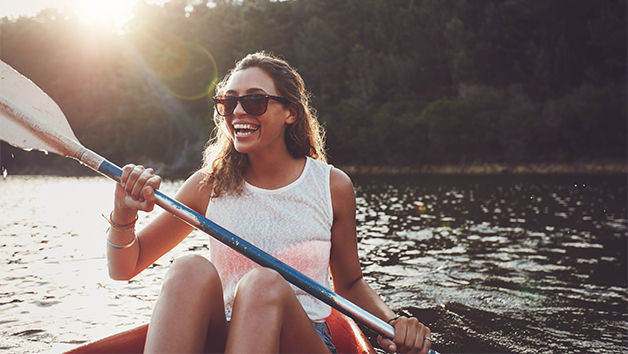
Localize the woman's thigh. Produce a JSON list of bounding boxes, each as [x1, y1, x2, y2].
[[145, 254, 228, 353], [227, 267, 331, 354]]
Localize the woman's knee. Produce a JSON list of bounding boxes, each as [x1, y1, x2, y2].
[[162, 254, 221, 294], [235, 267, 292, 304]]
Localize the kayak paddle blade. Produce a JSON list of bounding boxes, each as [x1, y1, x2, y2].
[[0, 60, 83, 159]]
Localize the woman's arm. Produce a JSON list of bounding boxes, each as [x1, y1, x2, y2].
[[329, 168, 431, 354], [107, 166, 211, 280], [328, 168, 395, 319]]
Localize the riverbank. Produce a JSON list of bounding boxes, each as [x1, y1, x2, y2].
[[2, 156, 626, 178], [340, 161, 627, 175]]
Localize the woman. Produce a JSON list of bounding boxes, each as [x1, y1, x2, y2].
[[105, 52, 432, 353]]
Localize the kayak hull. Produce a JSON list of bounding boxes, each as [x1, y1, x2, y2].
[[64, 308, 376, 354]]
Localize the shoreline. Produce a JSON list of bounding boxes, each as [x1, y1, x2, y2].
[[2, 161, 626, 178], [340, 162, 627, 175]]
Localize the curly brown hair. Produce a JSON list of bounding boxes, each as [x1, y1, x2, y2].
[[201, 52, 326, 198]]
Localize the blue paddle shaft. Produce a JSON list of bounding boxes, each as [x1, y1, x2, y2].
[[97, 159, 395, 339]]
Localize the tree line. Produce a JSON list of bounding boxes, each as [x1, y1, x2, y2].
[[1, 0, 626, 177]]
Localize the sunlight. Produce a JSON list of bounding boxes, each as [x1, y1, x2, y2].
[[70, 0, 135, 29], [14, 0, 173, 30], [1, 1, 177, 30]]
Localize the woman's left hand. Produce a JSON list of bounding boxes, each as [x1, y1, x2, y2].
[[377, 316, 432, 354]]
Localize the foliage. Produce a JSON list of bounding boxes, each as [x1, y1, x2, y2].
[[1, 0, 626, 176]]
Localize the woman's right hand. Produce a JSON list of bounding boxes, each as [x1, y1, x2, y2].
[[114, 164, 162, 218]]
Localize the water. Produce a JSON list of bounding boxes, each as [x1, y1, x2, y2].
[[353, 174, 627, 353], [1, 174, 626, 353]]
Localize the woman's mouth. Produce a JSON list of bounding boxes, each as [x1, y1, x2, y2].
[[233, 123, 259, 138]]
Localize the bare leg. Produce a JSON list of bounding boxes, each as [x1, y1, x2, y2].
[[226, 268, 331, 354], [144, 254, 228, 354]]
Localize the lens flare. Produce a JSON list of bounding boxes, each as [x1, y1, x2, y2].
[[132, 29, 188, 78], [161, 43, 218, 100], [130, 29, 218, 100]]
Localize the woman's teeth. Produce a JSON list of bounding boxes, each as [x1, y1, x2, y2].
[[233, 123, 259, 137]]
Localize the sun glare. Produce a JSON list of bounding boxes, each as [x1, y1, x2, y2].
[[70, 0, 135, 29], [2, 1, 176, 30]]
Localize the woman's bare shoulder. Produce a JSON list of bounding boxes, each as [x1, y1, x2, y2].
[[175, 170, 214, 215], [330, 167, 356, 215], [330, 167, 354, 194]]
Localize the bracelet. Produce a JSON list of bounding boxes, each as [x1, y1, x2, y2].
[[387, 315, 403, 325], [107, 235, 137, 249], [103, 212, 138, 232]]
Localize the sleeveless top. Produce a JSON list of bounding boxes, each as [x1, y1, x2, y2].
[[205, 157, 334, 322]]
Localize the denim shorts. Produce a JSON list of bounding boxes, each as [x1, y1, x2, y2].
[[313, 321, 338, 354]]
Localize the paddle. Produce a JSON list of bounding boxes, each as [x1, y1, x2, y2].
[[0, 60, 395, 339]]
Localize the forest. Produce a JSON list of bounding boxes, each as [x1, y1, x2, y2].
[[1, 0, 626, 177]]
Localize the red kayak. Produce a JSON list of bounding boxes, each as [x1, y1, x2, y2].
[[64, 308, 376, 353]]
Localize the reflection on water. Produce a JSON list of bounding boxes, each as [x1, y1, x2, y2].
[[0, 174, 626, 353], [0, 176, 200, 353], [353, 174, 627, 353]]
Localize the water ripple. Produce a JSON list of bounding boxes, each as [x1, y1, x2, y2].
[[1, 175, 626, 353], [354, 174, 627, 353]]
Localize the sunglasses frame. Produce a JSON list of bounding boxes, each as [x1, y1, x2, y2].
[[212, 94, 290, 116]]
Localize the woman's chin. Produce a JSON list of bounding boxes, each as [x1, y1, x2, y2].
[[233, 140, 253, 154]]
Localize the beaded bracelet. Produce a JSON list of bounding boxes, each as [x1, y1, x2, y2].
[[102, 212, 138, 232]]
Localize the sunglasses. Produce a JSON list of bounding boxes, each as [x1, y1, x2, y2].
[[212, 94, 290, 116]]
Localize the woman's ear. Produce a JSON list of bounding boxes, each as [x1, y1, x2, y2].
[[285, 105, 298, 125]]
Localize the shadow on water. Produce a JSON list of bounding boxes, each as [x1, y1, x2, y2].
[[352, 174, 627, 354]]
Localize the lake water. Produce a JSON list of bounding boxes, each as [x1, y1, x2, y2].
[[0, 174, 626, 353]]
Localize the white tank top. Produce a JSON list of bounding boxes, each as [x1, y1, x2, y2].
[[206, 157, 334, 322]]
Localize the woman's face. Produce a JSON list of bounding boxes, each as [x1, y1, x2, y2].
[[222, 67, 296, 156]]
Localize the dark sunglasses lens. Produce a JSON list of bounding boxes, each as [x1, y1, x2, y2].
[[242, 96, 268, 115], [215, 97, 236, 116]]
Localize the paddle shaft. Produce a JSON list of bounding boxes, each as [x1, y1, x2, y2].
[[93, 155, 395, 339]]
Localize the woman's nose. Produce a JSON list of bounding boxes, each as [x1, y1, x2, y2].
[[232, 100, 246, 115]]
